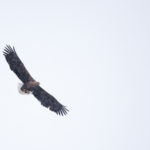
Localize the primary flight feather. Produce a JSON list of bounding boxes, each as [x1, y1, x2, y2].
[[3, 45, 68, 116]]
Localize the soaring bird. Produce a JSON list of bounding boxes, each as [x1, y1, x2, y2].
[[3, 45, 68, 116]]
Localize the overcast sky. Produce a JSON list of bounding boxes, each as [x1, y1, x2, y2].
[[0, 0, 150, 150]]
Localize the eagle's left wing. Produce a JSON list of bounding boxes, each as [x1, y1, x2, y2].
[[3, 45, 34, 83], [32, 85, 68, 115]]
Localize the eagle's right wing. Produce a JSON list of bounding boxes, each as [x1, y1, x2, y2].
[[3, 45, 34, 83], [32, 85, 68, 116]]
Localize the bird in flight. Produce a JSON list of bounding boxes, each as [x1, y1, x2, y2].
[[3, 45, 68, 116]]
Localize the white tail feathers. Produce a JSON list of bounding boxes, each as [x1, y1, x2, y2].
[[17, 83, 31, 95]]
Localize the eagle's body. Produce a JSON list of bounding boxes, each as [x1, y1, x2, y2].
[[3, 45, 68, 116]]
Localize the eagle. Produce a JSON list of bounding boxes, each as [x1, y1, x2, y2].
[[3, 45, 68, 116]]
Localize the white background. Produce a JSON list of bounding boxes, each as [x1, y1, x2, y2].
[[0, 0, 150, 150]]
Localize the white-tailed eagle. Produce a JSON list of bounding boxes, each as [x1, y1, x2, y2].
[[3, 45, 68, 116]]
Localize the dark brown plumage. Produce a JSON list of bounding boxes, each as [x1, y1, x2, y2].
[[3, 45, 68, 116]]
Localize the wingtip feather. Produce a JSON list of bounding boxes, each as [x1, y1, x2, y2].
[[56, 106, 69, 116], [3, 45, 16, 56]]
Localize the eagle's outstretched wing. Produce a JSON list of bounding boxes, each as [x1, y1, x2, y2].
[[3, 45, 34, 83], [32, 86, 68, 115], [3, 45, 68, 116]]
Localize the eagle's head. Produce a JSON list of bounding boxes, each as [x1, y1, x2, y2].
[[19, 81, 40, 94]]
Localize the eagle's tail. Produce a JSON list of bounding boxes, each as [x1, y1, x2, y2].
[[17, 83, 31, 95]]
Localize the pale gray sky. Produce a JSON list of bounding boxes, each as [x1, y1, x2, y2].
[[0, 0, 150, 150]]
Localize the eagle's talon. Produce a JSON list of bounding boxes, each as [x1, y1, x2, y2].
[[23, 89, 30, 94]]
